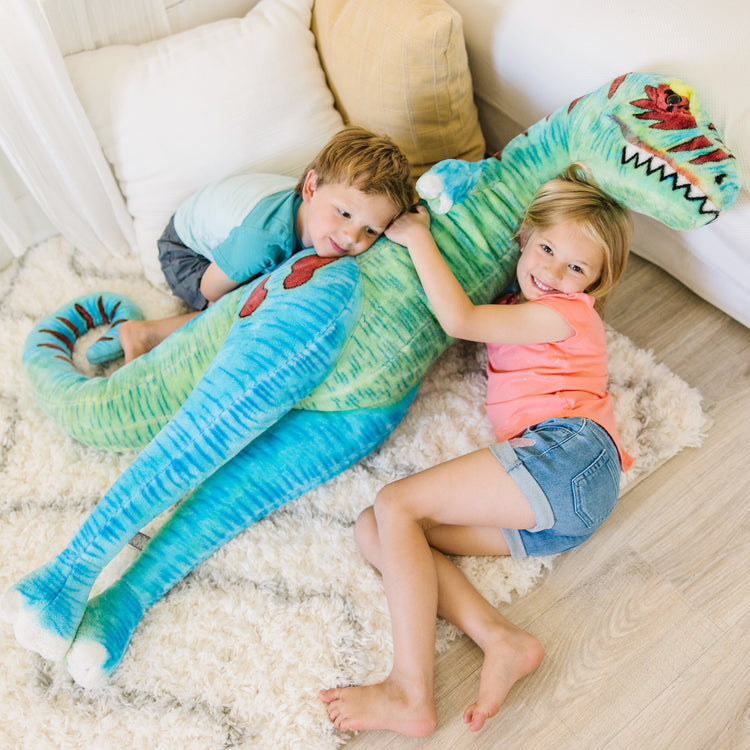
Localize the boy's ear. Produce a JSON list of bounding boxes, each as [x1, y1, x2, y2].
[[301, 169, 318, 202]]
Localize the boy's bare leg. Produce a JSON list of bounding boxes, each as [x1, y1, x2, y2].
[[319, 449, 543, 736], [119, 311, 199, 362]]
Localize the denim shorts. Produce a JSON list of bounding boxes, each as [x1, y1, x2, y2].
[[157, 215, 211, 310], [490, 417, 621, 558]]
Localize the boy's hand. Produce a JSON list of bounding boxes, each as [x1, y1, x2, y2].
[[384, 204, 431, 247]]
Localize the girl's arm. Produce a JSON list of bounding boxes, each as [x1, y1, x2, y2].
[[385, 206, 571, 345]]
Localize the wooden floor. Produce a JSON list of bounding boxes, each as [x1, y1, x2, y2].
[[346, 254, 750, 750]]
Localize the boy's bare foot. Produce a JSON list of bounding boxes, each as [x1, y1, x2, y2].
[[319, 679, 437, 737], [118, 320, 153, 363], [463, 623, 544, 732], [118, 311, 199, 363]]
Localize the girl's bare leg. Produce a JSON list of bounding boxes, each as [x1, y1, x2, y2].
[[119, 311, 200, 362], [321, 478, 441, 737], [319, 448, 542, 736], [348, 507, 543, 732], [429, 548, 544, 731]]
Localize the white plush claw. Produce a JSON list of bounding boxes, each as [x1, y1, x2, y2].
[[66, 640, 109, 689], [12, 605, 71, 662], [416, 172, 454, 213]]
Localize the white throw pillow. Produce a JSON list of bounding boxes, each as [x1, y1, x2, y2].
[[65, 0, 344, 287]]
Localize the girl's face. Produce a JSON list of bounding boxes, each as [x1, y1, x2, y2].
[[299, 170, 397, 258], [516, 221, 604, 301]]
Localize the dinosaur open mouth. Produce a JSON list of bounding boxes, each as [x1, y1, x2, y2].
[[621, 143, 719, 222]]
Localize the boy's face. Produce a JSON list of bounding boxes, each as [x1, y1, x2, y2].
[[299, 170, 398, 258]]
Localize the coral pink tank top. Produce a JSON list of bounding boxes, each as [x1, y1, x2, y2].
[[485, 292, 632, 471]]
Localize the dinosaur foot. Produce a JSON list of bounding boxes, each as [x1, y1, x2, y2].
[[1, 555, 98, 662], [0, 586, 71, 661], [66, 581, 145, 688]]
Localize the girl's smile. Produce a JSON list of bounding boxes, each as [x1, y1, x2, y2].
[[517, 222, 604, 300]]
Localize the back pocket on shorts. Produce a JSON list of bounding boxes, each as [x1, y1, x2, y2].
[[571, 449, 620, 528]]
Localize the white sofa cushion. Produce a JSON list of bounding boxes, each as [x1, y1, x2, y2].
[[65, 0, 344, 287]]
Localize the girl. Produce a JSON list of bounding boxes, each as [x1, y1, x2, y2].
[[319, 165, 633, 737]]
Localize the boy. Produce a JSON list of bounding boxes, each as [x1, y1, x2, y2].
[[88, 126, 413, 363]]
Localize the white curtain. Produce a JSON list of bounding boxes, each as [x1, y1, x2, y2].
[[43, 0, 170, 54], [0, 0, 169, 262], [0, 160, 32, 257]]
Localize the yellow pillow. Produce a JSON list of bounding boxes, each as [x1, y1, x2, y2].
[[312, 0, 485, 177]]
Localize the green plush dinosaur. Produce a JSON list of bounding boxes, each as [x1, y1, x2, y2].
[[1, 72, 739, 688]]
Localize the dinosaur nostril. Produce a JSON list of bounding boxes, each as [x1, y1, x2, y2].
[[715, 173, 726, 185]]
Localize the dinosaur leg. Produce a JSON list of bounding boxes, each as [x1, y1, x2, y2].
[[0, 366, 308, 661], [64, 398, 414, 687], [1, 257, 361, 661]]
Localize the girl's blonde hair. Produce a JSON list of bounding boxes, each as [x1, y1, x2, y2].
[[517, 163, 632, 311], [295, 125, 414, 216]]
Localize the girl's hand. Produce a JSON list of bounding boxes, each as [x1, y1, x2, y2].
[[384, 204, 573, 346], [385, 204, 431, 247]]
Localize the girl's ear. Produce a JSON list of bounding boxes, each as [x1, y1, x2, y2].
[[516, 222, 529, 250], [301, 169, 318, 202]]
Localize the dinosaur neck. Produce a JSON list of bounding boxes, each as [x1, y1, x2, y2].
[[491, 106, 573, 212], [433, 106, 573, 307]]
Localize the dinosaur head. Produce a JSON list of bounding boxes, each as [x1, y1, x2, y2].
[[570, 72, 740, 230]]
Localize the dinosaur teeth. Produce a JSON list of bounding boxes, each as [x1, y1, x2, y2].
[[699, 196, 719, 216], [623, 143, 679, 180], [621, 144, 719, 220]]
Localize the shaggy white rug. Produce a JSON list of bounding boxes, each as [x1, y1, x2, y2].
[[0, 237, 706, 750]]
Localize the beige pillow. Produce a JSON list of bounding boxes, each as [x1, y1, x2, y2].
[[312, 0, 485, 177]]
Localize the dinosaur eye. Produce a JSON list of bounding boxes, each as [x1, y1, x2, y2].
[[715, 173, 727, 185], [665, 91, 682, 106]]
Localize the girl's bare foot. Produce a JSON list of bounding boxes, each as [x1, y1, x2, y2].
[[463, 623, 544, 732], [319, 679, 437, 737]]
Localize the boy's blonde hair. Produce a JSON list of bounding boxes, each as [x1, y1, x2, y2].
[[518, 163, 632, 311], [296, 125, 414, 216]]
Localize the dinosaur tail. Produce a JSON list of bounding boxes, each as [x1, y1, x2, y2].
[[22, 291, 232, 450]]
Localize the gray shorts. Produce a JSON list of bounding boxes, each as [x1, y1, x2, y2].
[[157, 215, 210, 310]]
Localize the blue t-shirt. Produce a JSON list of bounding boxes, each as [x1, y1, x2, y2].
[[173, 172, 304, 283]]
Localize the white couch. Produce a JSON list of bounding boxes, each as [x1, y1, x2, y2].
[[62, 0, 748, 327], [447, 0, 749, 328]]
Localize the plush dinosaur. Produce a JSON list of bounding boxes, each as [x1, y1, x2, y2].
[[1, 72, 739, 688]]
